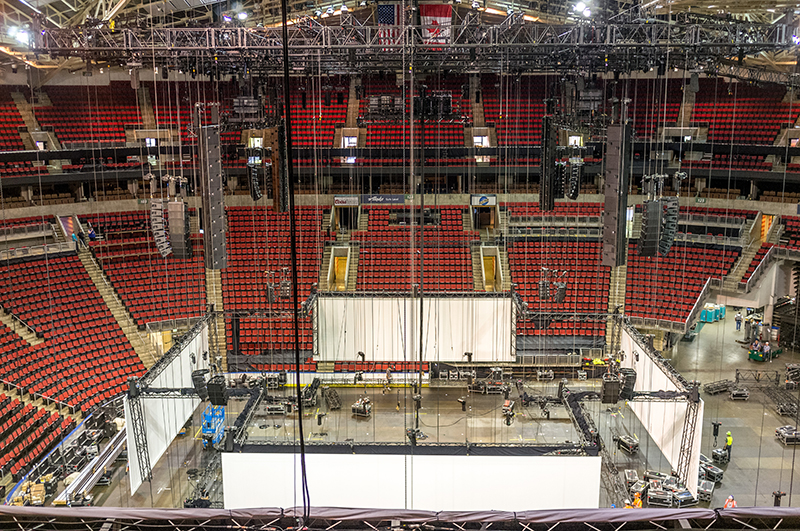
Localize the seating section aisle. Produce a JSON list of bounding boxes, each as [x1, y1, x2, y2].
[[508, 239, 610, 338], [79, 210, 206, 327], [740, 243, 773, 284], [625, 78, 683, 140], [0, 394, 74, 481], [35, 82, 142, 147], [222, 206, 330, 356], [692, 80, 800, 145], [0, 87, 25, 151], [0, 253, 145, 413], [353, 206, 478, 292], [625, 241, 740, 322], [481, 75, 547, 145]]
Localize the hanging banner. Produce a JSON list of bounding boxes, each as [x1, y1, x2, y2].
[[419, 4, 451, 45]]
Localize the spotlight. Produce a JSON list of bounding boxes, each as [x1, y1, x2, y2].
[[326, 5, 335, 13], [472, 0, 480, 7], [360, 1, 366, 5], [223, 13, 233, 22], [315, 9, 322, 15], [582, 8, 591, 16], [341, 3, 348, 11], [506, 6, 513, 13], [574, 1, 585, 11], [794, 35, 800, 45], [237, 11, 248, 20]]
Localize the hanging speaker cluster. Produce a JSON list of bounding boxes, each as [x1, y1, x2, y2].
[[553, 282, 567, 303], [638, 200, 662, 257], [566, 160, 582, 200], [538, 280, 550, 299], [248, 165, 262, 201], [658, 197, 679, 256], [150, 198, 172, 258]]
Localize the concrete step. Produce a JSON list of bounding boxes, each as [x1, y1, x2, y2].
[[0, 311, 43, 346], [78, 249, 157, 368], [471, 248, 484, 291]]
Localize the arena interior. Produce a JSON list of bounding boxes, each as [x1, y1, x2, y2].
[[2, 0, 800, 528]]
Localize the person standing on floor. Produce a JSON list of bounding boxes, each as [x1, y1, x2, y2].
[[725, 431, 733, 461], [723, 495, 737, 508], [735, 311, 742, 331]]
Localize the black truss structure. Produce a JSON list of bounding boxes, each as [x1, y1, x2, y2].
[[32, 15, 795, 80]]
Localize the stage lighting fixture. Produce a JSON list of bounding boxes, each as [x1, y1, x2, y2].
[[341, 3, 349, 11], [315, 9, 322, 15], [327, 5, 335, 13], [472, 0, 480, 8], [582, 8, 591, 16], [237, 11, 248, 20], [223, 13, 233, 22]]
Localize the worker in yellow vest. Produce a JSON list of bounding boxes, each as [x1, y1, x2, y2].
[[632, 492, 643, 508], [725, 431, 733, 461]]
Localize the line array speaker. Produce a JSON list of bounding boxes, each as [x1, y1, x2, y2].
[[601, 124, 630, 268], [168, 200, 193, 259], [150, 199, 172, 258], [540, 115, 557, 212], [198, 114, 227, 269], [566, 162, 581, 200], [638, 199, 662, 257], [248, 165, 262, 201], [658, 197, 679, 256]]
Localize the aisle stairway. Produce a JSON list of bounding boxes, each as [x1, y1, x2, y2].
[[318, 247, 333, 290], [471, 246, 483, 290], [345, 245, 359, 291], [725, 241, 762, 289], [497, 247, 512, 291], [77, 247, 157, 369], [10, 92, 42, 151], [205, 268, 227, 371], [0, 312, 43, 347]]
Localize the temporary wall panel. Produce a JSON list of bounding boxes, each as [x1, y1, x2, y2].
[[317, 296, 513, 362], [126, 323, 210, 494], [620, 327, 703, 494], [222, 453, 601, 510]]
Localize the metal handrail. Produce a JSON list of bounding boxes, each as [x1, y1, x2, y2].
[[685, 277, 714, 332], [0, 241, 72, 262], [0, 378, 72, 411]]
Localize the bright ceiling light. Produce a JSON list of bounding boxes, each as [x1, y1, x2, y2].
[[237, 11, 248, 19], [583, 8, 591, 16], [14, 30, 29, 44], [575, 1, 586, 11], [222, 13, 232, 22], [341, 3, 348, 11]]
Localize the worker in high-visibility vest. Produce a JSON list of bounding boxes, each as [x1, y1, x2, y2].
[[632, 492, 643, 508], [723, 495, 737, 508], [725, 431, 733, 461]]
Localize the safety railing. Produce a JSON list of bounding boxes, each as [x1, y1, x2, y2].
[[0, 241, 73, 262], [0, 223, 51, 240], [0, 378, 73, 413]]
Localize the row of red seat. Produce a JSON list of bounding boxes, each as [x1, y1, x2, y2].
[[0, 254, 145, 411], [625, 241, 740, 322]]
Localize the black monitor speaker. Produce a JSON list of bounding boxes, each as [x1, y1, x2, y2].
[[207, 375, 228, 406]]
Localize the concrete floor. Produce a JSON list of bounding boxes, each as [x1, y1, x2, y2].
[[92, 317, 800, 509]]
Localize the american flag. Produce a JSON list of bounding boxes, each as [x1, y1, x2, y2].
[[377, 4, 402, 48]]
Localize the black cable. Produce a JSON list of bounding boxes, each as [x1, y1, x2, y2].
[[278, 1, 310, 523]]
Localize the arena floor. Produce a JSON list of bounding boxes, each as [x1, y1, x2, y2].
[[82, 318, 800, 510]]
